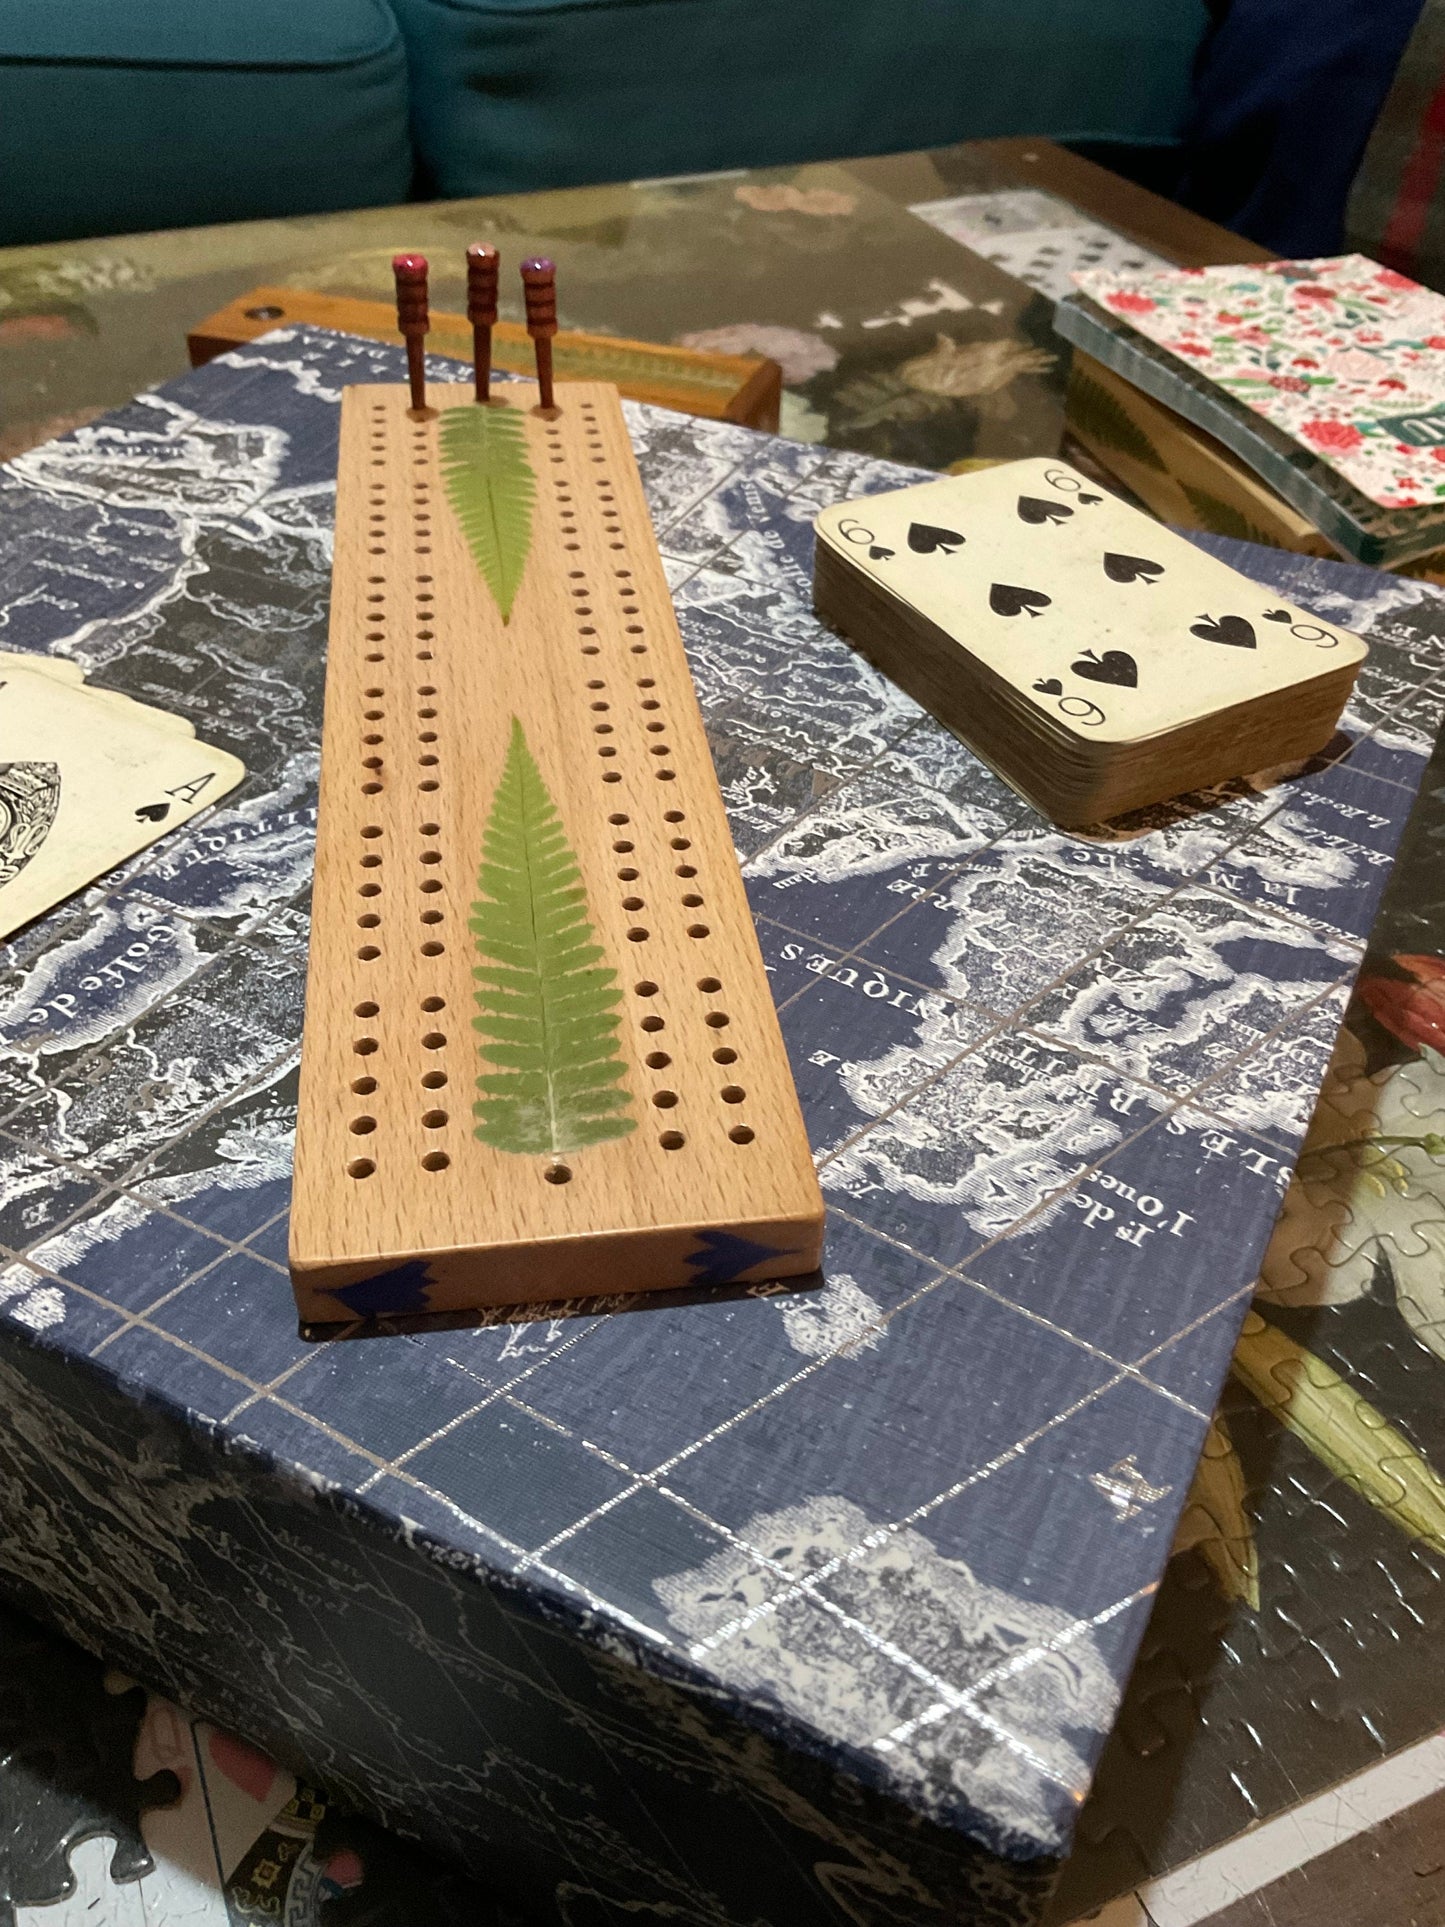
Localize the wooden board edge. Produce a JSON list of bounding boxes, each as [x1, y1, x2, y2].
[[187, 287, 781, 428]]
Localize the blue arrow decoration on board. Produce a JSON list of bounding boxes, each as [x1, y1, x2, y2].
[[327, 1259, 435, 1316], [686, 1230, 789, 1288]]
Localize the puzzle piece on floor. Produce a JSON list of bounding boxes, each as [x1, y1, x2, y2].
[[1054, 757, 1445, 1924], [169, 1709, 519, 1924], [1356, 958, 1445, 1064], [0, 1595, 517, 1927], [1257, 1021, 1445, 1323], [1235, 1310, 1445, 1557], [1333, 1313, 1445, 1407], [314, 1809, 514, 1927], [0, 1601, 180, 1921], [1106, 1649, 1200, 1767]]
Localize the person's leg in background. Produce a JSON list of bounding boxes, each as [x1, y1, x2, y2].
[[1174, 0, 1427, 254]]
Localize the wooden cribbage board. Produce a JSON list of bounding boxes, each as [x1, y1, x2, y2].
[[290, 380, 823, 1322]]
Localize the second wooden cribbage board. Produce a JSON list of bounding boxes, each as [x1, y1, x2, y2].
[[290, 381, 824, 1322]]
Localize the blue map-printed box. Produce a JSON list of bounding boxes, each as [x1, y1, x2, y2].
[[1, 329, 1442, 1925]]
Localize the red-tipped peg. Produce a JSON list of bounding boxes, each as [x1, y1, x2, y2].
[[520, 256, 558, 409], [392, 252, 430, 412], [466, 243, 500, 402]]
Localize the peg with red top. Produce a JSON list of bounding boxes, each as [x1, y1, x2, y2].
[[520, 256, 558, 409], [466, 242, 500, 402], [392, 252, 430, 413]]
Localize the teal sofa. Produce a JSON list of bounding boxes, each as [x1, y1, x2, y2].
[[0, 0, 1210, 246], [0, 0, 414, 247]]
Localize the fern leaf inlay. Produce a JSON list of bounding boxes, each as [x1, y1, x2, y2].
[[438, 404, 536, 623], [471, 719, 635, 1157], [1180, 482, 1275, 546], [1069, 368, 1167, 471]]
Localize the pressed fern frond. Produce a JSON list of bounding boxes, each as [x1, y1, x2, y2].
[[471, 718, 635, 1157], [1180, 482, 1274, 547], [1068, 369, 1167, 471], [438, 404, 536, 623]]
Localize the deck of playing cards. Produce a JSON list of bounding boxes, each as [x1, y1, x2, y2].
[[813, 458, 1369, 825], [0, 654, 245, 939]]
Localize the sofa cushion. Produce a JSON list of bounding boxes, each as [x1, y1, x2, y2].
[[0, 0, 413, 246], [392, 0, 1210, 198]]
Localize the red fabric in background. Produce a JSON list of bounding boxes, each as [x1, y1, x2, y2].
[[1174, 0, 1426, 255], [1381, 72, 1445, 274]]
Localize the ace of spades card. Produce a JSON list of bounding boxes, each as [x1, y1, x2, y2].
[[0, 662, 244, 939], [812, 457, 1368, 823]]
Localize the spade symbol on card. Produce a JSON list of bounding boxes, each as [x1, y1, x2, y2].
[[868, 545, 895, 560], [1078, 492, 1103, 504], [1018, 496, 1072, 526], [1190, 613, 1257, 649], [907, 522, 964, 554], [1072, 648, 1138, 688], [1103, 552, 1163, 585], [990, 583, 1052, 618], [135, 801, 170, 823], [1033, 678, 1064, 696], [1263, 609, 1293, 623]]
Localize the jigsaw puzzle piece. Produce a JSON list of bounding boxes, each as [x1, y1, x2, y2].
[[1172, 1415, 1260, 1608], [1356, 953, 1445, 1058], [1233, 1312, 1445, 1559], [0, 1605, 179, 1918], [1258, 1014, 1445, 1337], [12, 1834, 147, 1925], [314, 1809, 510, 1926]]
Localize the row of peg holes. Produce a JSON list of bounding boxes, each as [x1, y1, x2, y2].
[[568, 403, 754, 1155], [578, 404, 759, 1148], [409, 416, 449, 1168], [548, 401, 592, 1154], [353, 399, 755, 1179], [554, 410, 692, 931], [347, 995, 452, 1179], [628, 969, 754, 1152], [346, 403, 453, 1178], [606, 410, 750, 1148]]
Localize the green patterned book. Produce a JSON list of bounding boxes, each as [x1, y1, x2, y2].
[[1055, 292, 1445, 567]]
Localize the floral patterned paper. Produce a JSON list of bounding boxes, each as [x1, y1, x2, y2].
[[1074, 254, 1445, 511]]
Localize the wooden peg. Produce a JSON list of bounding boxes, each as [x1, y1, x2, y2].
[[392, 252, 430, 413], [520, 256, 558, 409], [466, 243, 500, 403]]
